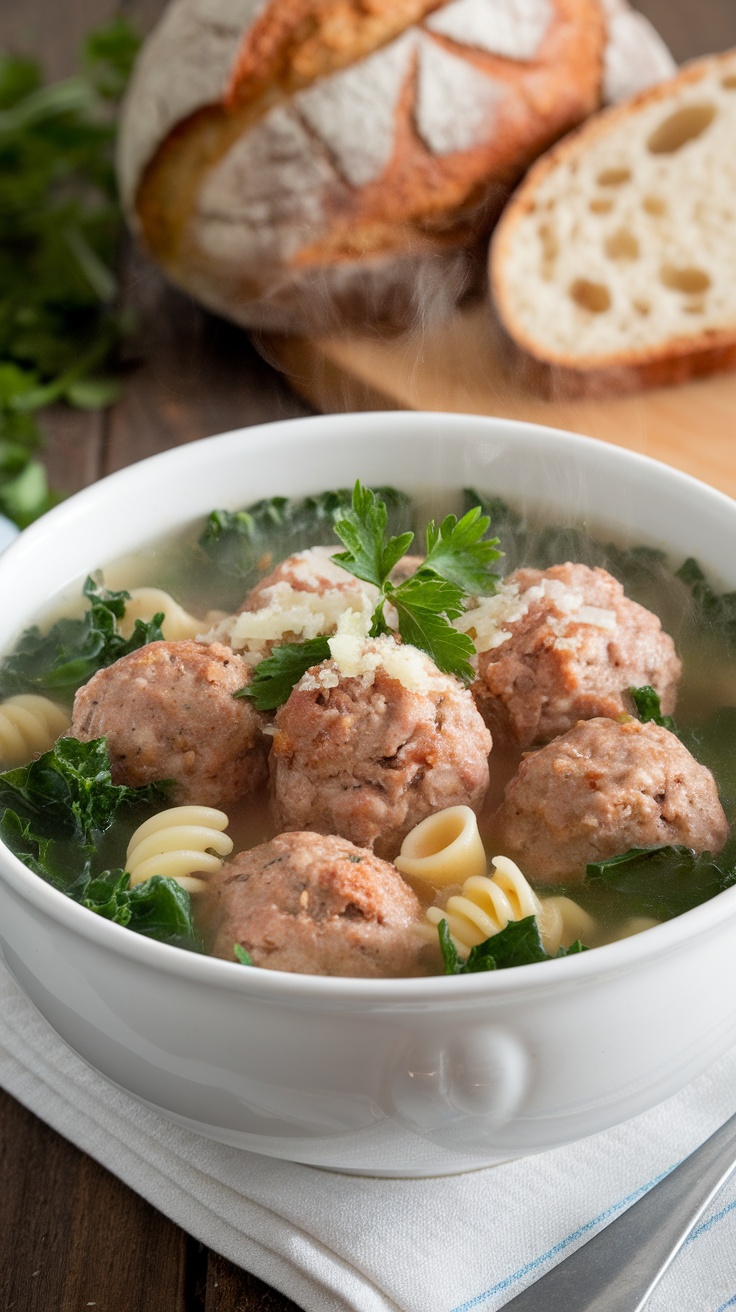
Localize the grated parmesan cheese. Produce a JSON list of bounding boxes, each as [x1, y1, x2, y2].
[[297, 633, 447, 696], [199, 579, 375, 666], [455, 578, 618, 655]]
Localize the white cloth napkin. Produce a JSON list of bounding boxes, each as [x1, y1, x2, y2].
[[0, 960, 734, 1312]]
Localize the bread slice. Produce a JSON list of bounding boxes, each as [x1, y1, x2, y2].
[[490, 50, 736, 394]]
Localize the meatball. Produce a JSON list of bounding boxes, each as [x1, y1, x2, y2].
[[493, 717, 728, 884], [271, 636, 492, 858], [207, 831, 425, 977], [240, 545, 375, 613], [71, 641, 268, 807], [471, 563, 681, 748]]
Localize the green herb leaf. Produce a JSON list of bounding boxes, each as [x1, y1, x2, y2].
[[391, 581, 476, 683], [0, 21, 140, 528], [585, 845, 736, 918], [333, 481, 414, 590], [234, 944, 253, 966], [439, 915, 588, 974], [235, 636, 332, 711], [421, 507, 501, 595], [628, 685, 676, 732]]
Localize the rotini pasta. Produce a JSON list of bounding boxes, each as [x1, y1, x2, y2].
[[125, 806, 233, 894], [119, 587, 205, 642], [0, 695, 70, 768], [418, 854, 594, 958], [394, 806, 487, 887]]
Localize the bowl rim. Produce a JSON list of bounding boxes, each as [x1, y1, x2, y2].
[[1, 408, 735, 1005]]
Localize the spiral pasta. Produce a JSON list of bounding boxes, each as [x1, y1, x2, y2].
[[119, 587, 205, 642], [418, 855, 593, 958], [0, 695, 71, 768], [394, 805, 487, 888], [125, 806, 233, 894]]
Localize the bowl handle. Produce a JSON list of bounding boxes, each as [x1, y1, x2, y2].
[[390, 1025, 530, 1134]]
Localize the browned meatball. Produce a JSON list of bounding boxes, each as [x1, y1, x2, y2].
[[472, 563, 681, 748], [493, 717, 728, 884], [207, 831, 424, 977], [271, 637, 492, 858], [240, 545, 375, 613], [71, 641, 268, 807]]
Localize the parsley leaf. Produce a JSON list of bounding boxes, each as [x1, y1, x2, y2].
[[439, 915, 588, 974], [421, 507, 501, 595], [391, 576, 476, 682], [0, 572, 164, 699], [0, 21, 139, 527], [236, 636, 332, 711], [628, 685, 676, 732], [333, 482, 414, 589], [234, 944, 253, 966]]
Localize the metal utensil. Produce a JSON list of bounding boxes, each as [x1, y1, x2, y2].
[[503, 1109, 736, 1312]]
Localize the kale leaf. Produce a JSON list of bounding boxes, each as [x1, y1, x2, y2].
[[439, 916, 587, 974], [0, 736, 161, 844], [199, 487, 412, 587], [233, 944, 253, 966], [0, 572, 164, 699], [585, 845, 736, 918], [628, 685, 677, 732], [677, 557, 736, 649]]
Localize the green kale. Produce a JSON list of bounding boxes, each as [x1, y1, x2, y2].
[[677, 557, 736, 648], [0, 21, 140, 527], [233, 944, 253, 966], [236, 636, 332, 711], [438, 916, 587, 974], [0, 572, 164, 699], [199, 487, 412, 587], [585, 845, 736, 918], [680, 707, 736, 827], [628, 685, 677, 732], [0, 736, 161, 844]]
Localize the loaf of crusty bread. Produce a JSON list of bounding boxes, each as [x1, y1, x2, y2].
[[116, 0, 672, 335], [491, 49, 736, 394]]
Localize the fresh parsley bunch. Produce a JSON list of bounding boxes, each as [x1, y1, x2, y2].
[[0, 20, 139, 527]]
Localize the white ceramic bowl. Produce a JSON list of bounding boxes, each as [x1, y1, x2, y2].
[[1, 412, 735, 1178]]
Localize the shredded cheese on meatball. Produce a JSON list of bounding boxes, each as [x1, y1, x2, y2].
[[456, 579, 617, 656], [199, 582, 375, 666]]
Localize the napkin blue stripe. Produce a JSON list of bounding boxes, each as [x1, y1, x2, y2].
[[450, 1158, 736, 1312]]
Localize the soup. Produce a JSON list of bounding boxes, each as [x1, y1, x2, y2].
[[0, 484, 734, 977]]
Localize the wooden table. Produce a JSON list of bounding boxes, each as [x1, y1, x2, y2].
[[1, 2, 734, 1309]]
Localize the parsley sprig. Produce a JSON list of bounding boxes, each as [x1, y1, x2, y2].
[[332, 482, 501, 680], [0, 21, 139, 527], [238, 484, 503, 709]]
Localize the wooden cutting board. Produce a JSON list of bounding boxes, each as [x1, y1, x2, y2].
[[261, 299, 736, 499]]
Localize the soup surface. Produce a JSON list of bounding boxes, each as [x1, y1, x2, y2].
[[1, 485, 734, 977]]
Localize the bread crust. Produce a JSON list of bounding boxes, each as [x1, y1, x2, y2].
[[490, 49, 736, 392], [121, 0, 606, 332]]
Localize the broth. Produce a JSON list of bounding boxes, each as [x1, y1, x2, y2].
[[1, 486, 735, 972]]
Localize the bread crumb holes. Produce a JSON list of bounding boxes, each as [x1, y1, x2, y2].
[[596, 168, 631, 186], [643, 196, 667, 216], [647, 103, 716, 154], [569, 279, 611, 313], [589, 198, 613, 214], [633, 300, 651, 316], [604, 229, 639, 260], [660, 265, 711, 294]]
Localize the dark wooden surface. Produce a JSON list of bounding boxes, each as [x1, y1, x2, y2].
[[1, 2, 735, 1310]]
